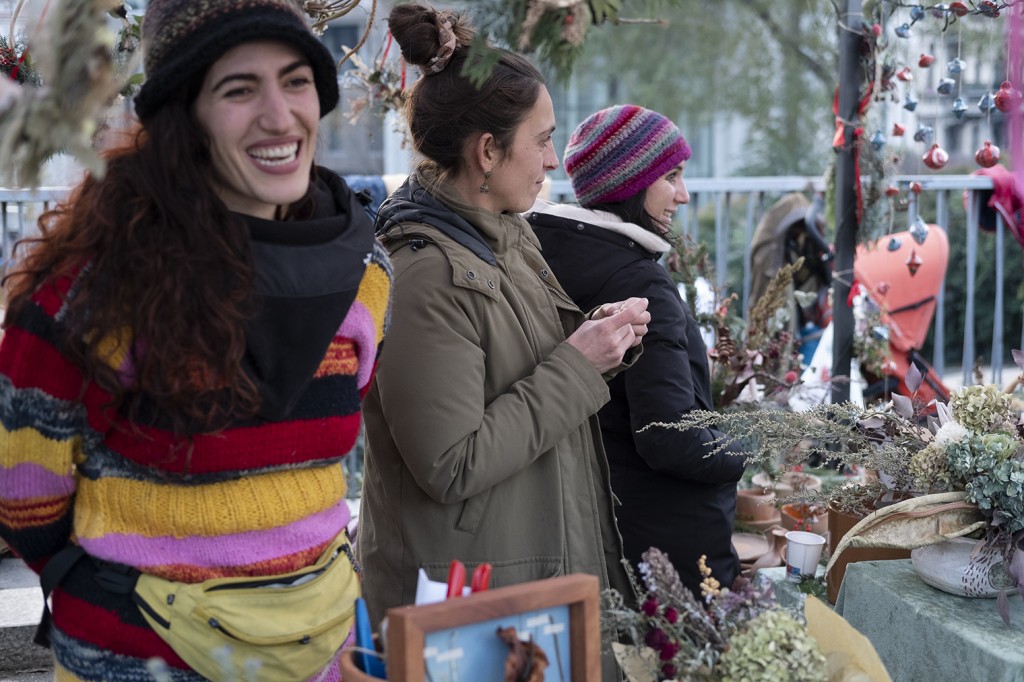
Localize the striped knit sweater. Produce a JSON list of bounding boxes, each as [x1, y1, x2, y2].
[[0, 233, 391, 681]]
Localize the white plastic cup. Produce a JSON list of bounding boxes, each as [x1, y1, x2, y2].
[[785, 530, 826, 582]]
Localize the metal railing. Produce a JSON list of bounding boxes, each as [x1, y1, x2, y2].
[[0, 187, 67, 266], [550, 174, 1008, 388], [1, 174, 1011, 389]]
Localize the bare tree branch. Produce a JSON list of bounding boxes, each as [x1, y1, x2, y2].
[[735, 0, 835, 87]]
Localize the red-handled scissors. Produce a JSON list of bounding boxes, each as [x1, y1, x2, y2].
[[471, 562, 492, 593], [446, 559, 466, 599]]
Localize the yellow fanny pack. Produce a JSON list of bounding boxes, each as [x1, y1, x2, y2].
[[133, 531, 360, 681]]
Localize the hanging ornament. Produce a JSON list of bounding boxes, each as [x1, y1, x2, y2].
[[904, 93, 919, 111], [892, 123, 906, 136], [994, 81, 1022, 113], [910, 6, 926, 22], [978, 1, 1000, 17], [877, 282, 892, 296], [870, 130, 886, 151], [937, 78, 956, 95], [947, 58, 966, 75], [978, 92, 996, 113], [949, 2, 970, 17], [880, 60, 897, 90], [895, 23, 913, 39], [910, 216, 930, 245], [897, 67, 913, 82], [931, 4, 949, 18], [913, 125, 934, 144], [910, 181, 923, 194], [906, 249, 924, 276], [922, 143, 949, 170], [975, 140, 1001, 168], [887, 236, 903, 251], [885, 185, 901, 197], [952, 97, 967, 119], [919, 53, 936, 68]]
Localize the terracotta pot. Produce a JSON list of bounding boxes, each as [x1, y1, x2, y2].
[[911, 537, 1018, 598], [750, 471, 822, 497], [338, 648, 384, 682], [826, 501, 911, 604], [735, 487, 777, 523], [780, 502, 829, 536]]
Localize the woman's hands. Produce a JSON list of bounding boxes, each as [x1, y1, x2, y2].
[[567, 297, 650, 374]]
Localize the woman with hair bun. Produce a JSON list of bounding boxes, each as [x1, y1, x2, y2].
[[358, 3, 647, 659]]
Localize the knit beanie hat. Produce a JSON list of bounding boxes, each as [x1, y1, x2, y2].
[[564, 105, 692, 207], [134, 0, 339, 122]]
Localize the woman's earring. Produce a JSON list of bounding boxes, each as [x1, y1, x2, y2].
[[479, 170, 492, 194]]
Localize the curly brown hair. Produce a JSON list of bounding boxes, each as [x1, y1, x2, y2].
[[3, 100, 267, 433]]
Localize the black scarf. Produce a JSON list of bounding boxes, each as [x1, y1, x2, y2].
[[240, 167, 374, 420]]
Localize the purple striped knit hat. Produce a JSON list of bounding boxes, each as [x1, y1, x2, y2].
[[564, 105, 691, 207]]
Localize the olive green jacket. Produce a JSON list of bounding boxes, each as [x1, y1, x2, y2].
[[358, 173, 633, 630]]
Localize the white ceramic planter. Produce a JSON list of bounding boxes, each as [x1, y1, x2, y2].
[[910, 537, 1018, 598]]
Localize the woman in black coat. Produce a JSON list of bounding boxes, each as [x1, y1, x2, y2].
[[528, 105, 747, 595]]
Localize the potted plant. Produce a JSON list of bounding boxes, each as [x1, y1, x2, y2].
[[780, 501, 828, 536], [735, 486, 778, 527]]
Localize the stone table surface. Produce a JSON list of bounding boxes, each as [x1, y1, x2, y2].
[[835, 559, 1024, 682]]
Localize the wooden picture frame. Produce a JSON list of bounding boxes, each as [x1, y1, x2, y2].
[[384, 573, 601, 681]]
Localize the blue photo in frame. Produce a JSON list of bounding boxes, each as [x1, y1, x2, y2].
[[384, 574, 600, 681], [423, 604, 571, 681]]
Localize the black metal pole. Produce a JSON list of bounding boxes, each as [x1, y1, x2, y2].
[[831, 0, 862, 405]]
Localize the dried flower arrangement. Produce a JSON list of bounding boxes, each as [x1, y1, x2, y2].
[[668, 228, 891, 415], [667, 239, 805, 411], [707, 258, 805, 410], [646, 348, 1024, 621], [341, 36, 406, 126], [644, 359, 959, 512], [824, 376, 1024, 621], [603, 548, 827, 681]]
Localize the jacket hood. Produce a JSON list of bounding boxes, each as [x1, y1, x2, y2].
[[528, 200, 673, 254], [376, 174, 497, 265]]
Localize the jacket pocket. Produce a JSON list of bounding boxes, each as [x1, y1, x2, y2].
[[422, 556, 563, 588], [455, 487, 492, 533]]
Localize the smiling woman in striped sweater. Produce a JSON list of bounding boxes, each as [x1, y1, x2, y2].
[[0, 1, 390, 680]]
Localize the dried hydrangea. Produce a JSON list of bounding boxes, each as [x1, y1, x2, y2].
[[949, 385, 1014, 433], [932, 420, 968, 448], [909, 442, 960, 492], [948, 433, 1021, 474], [961, 460, 1024, 534], [716, 610, 826, 682]]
